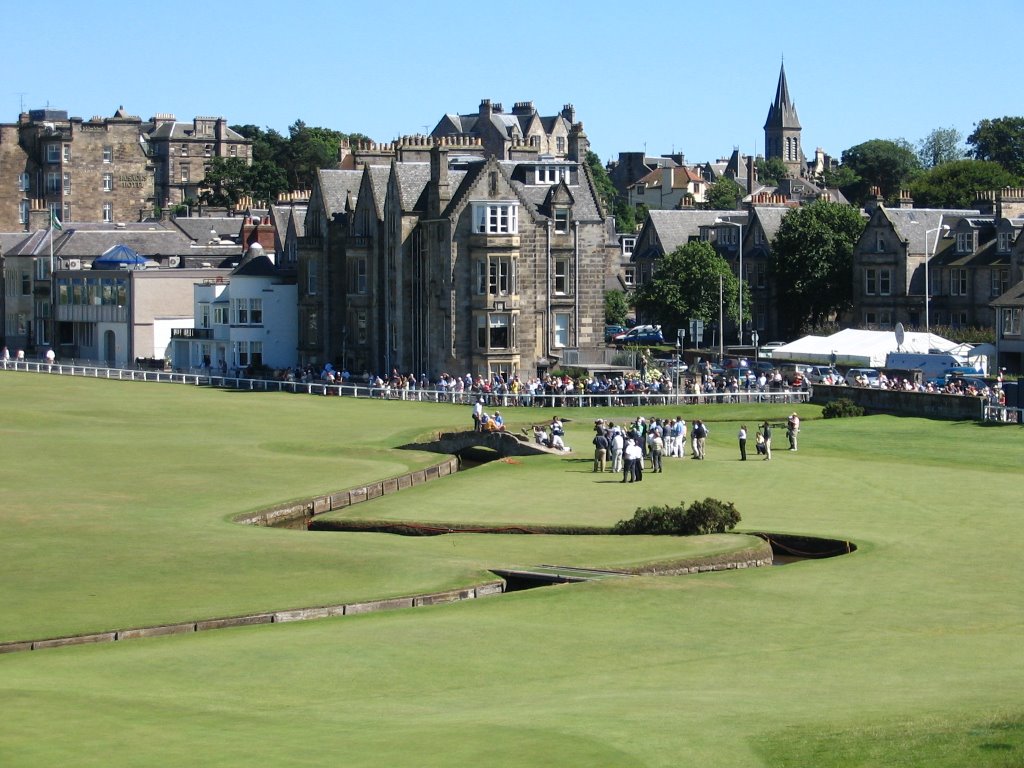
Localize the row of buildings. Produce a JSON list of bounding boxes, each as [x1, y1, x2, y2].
[[3, 82, 1024, 375]]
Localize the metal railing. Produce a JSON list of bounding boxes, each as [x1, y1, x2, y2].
[[1, 358, 811, 407]]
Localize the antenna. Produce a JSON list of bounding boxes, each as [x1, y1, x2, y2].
[[15, 92, 27, 113]]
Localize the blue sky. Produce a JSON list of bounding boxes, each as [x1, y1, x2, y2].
[[6, 0, 1021, 167]]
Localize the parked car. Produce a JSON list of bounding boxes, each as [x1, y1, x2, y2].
[[845, 368, 880, 387], [806, 365, 844, 385], [604, 324, 628, 343], [613, 325, 665, 346]]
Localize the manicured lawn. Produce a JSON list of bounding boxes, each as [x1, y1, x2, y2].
[[1, 373, 1022, 767]]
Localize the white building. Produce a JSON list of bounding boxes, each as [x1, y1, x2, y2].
[[172, 243, 297, 374]]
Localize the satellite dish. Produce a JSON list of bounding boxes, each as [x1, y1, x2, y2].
[[895, 322, 905, 349]]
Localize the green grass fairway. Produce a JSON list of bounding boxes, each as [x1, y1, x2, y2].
[[1, 373, 1023, 767]]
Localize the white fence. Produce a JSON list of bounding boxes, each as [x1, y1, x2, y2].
[[1, 359, 813, 408]]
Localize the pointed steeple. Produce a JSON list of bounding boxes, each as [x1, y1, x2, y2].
[[764, 63, 801, 131]]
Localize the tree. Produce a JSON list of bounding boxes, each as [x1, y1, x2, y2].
[[587, 151, 637, 232], [917, 127, 965, 169], [838, 139, 921, 205], [703, 177, 743, 210], [286, 120, 346, 190], [633, 241, 739, 336], [967, 116, 1024, 177], [755, 157, 789, 186], [908, 159, 1018, 209], [770, 199, 866, 338], [199, 157, 251, 207], [200, 157, 289, 207], [604, 290, 630, 325]]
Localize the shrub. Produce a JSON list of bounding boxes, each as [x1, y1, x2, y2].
[[823, 397, 865, 419], [613, 498, 740, 536]]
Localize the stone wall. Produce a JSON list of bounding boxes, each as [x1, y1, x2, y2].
[[811, 383, 985, 420], [233, 456, 460, 527]]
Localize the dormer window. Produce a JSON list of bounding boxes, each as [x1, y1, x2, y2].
[[956, 231, 974, 253], [997, 232, 1015, 253], [535, 165, 569, 185], [554, 209, 569, 233], [621, 237, 636, 257]]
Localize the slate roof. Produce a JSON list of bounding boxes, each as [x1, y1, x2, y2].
[[232, 253, 279, 278], [393, 163, 432, 211], [498, 160, 602, 222], [317, 169, 363, 216], [146, 121, 247, 142], [171, 217, 242, 243], [638, 210, 737, 257], [991, 279, 1024, 307], [879, 207, 979, 254]]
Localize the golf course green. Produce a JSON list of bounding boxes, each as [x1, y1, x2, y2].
[[0, 373, 1021, 767]]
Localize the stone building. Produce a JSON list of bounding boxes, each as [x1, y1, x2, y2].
[[302, 122, 615, 378], [144, 115, 251, 208], [430, 100, 578, 161], [763, 63, 805, 178], [0, 107, 154, 231]]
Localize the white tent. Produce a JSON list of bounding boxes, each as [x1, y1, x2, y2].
[[769, 328, 960, 368]]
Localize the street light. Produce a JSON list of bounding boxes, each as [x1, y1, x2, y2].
[[924, 219, 949, 337], [716, 218, 744, 346]]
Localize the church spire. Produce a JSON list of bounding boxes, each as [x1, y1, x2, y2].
[[764, 62, 801, 131], [763, 61, 804, 175]]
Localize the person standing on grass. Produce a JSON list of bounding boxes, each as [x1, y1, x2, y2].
[[611, 425, 624, 474], [738, 425, 747, 461], [472, 398, 483, 431], [649, 428, 664, 473], [761, 421, 772, 461], [593, 428, 609, 473], [787, 412, 800, 451]]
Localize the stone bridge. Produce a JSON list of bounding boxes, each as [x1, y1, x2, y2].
[[405, 430, 559, 458]]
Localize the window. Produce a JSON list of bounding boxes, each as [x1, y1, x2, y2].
[[929, 268, 942, 296], [229, 145, 237, 158], [621, 237, 636, 258], [553, 312, 570, 348], [951, 311, 968, 328], [878, 310, 893, 330], [956, 231, 974, 253], [472, 202, 518, 234], [475, 256, 515, 296], [19, 199, 29, 224], [356, 309, 367, 343], [102, 202, 113, 223], [951, 268, 968, 296], [535, 165, 569, 185], [554, 258, 570, 294], [235, 341, 262, 367], [865, 268, 877, 295], [307, 257, 318, 295], [199, 303, 211, 329], [18, 172, 30, 191], [998, 232, 1015, 252], [635, 184, 646, 196], [102, 146, 113, 163], [756, 262, 767, 289], [204, 144, 213, 157], [719, 226, 739, 245], [102, 173, 113, 192], [1002, 308, 1021, 336], [355, 258, 367, 294], [46, 144, 60, 163], [214, 305, 229, 325], [864, 312, 877, 327], [991, 268, 1009, 297], [875, 232, 885, 252], [180, 165, 190, 183], [477, 313, 514, 350], [232, 298, 262, 325], [21, 272, 31, 295], [180, 145, 189, 157], [623, 267, 635, 287], [63, 173, 71, 194], [46, 172, 61, 193], [879, 268, 891, 296], [554, 209, 569, 233], [556, 136, 565, 154], [63, 203, 71, 222]]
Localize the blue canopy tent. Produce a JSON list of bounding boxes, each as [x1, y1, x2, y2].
[[91, 244, 156, 270]]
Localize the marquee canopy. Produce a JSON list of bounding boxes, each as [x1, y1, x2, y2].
[[769, 328, 960, 368]]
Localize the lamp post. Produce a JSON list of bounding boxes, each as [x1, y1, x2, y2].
[[716, 219, 744, 346], [924, 219, 949, 337]]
